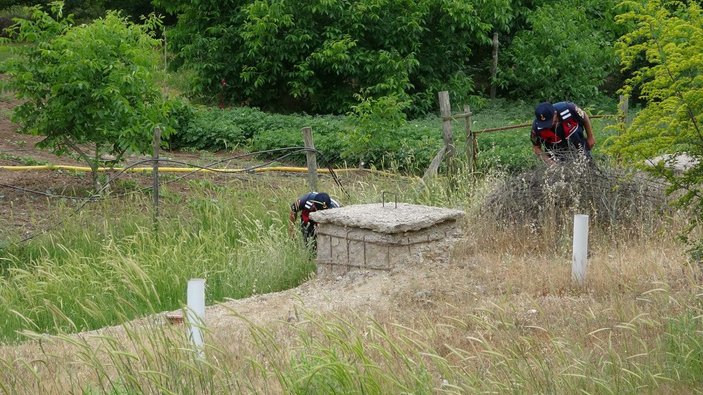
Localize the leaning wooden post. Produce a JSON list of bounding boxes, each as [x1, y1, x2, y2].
[[152, 126, 161, 228], [490, 32, 499, 100], [463, 105, 475, 171], [422, 146, 447, 182], [302, 127, 318, 191]]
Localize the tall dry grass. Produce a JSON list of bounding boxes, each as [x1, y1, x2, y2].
[[0, 167, 701, 394]]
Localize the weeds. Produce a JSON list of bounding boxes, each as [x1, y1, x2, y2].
[[0, 177, 315, 343], [0, 164, 700, 394]]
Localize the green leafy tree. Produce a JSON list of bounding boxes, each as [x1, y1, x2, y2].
[[499, 0, 622, 102], [607, 0, 703, 256], [2, 2, 170, 191], [156, 0, 514, 116]]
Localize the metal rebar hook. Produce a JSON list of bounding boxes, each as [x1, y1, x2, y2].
[[381, 191, 397, 208]]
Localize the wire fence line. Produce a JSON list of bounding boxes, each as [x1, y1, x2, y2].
[[473, 114, 618, 135], [0, 147, 313, 200], [0, 112, 628, 246], [0, 146, 349, 245]]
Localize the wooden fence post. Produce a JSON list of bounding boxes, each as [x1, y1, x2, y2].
[[438, 91, 455, 160], [302, 127, 318, 191], [490, 33, 499, 100], [463, 105, 476, 171], [152, 127, 161, 228], [438, 91, 457, 189], [618, 94, 629, 131]]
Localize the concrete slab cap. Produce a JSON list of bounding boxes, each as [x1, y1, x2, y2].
[[309, 203, 464, 233]]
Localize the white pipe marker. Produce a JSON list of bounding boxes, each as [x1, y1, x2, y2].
[[572, 214, 589, 286], [187, 278, 206, 359]]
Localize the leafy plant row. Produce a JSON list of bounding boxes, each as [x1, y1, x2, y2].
[[166, 97, 573, 174], [168, 95, 621, 175]]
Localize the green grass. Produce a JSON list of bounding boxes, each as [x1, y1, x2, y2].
[[0, 171, 436, 344], [0, 168, 467, 344], [0, 43, 15, 63], [0, 178, 316, 343], [665, 313, 703, 385], [0, 152, 48, 165]]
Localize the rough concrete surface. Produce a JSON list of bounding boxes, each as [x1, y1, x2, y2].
[[310, 203, 465, 233]]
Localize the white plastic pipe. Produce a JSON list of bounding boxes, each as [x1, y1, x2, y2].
[[572, 215, 589, 286], [187, 278, 206, 359]]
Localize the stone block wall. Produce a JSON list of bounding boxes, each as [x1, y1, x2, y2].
[[315, 220, 460, 276]]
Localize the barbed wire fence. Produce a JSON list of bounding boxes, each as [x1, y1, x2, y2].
[[0, 141, 353, 247]]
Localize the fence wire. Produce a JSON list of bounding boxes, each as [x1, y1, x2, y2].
[[0, 146, 347, 246]]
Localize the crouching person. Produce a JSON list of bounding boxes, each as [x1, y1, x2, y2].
[[289, 192, 340, 249]]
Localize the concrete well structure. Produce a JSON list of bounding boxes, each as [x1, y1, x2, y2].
[[310, 203, 464, 276]]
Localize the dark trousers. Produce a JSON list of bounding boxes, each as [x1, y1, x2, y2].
[[301, 221, 317, 249]]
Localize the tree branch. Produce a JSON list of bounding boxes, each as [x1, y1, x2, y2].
[[62, 137, 95, 170]]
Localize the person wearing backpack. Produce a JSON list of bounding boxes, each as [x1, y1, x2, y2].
[[531, 101, 596, 166], [288, 192, 340, 248]]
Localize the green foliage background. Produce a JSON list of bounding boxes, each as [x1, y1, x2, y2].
[[499, 0, 623, 102], [0, 0, 163, 22], [156, 0, 622, 116]]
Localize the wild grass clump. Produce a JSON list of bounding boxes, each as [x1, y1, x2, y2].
[[482, 156, 672, 248], [3, 284, 701, 394], [243, 313, 439, 394], [0, 320, 241, 394]]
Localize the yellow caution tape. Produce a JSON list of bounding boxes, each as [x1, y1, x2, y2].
[[0, 164, 402, 177]]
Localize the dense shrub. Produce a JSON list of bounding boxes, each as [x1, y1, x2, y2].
[[0, 5, 31, 37], [169, 108, 247, 151], [483, 159, 670, 236], [0, 1, 163, 23], [0, 16, 12, 36], [607, 0, 703, 259]]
